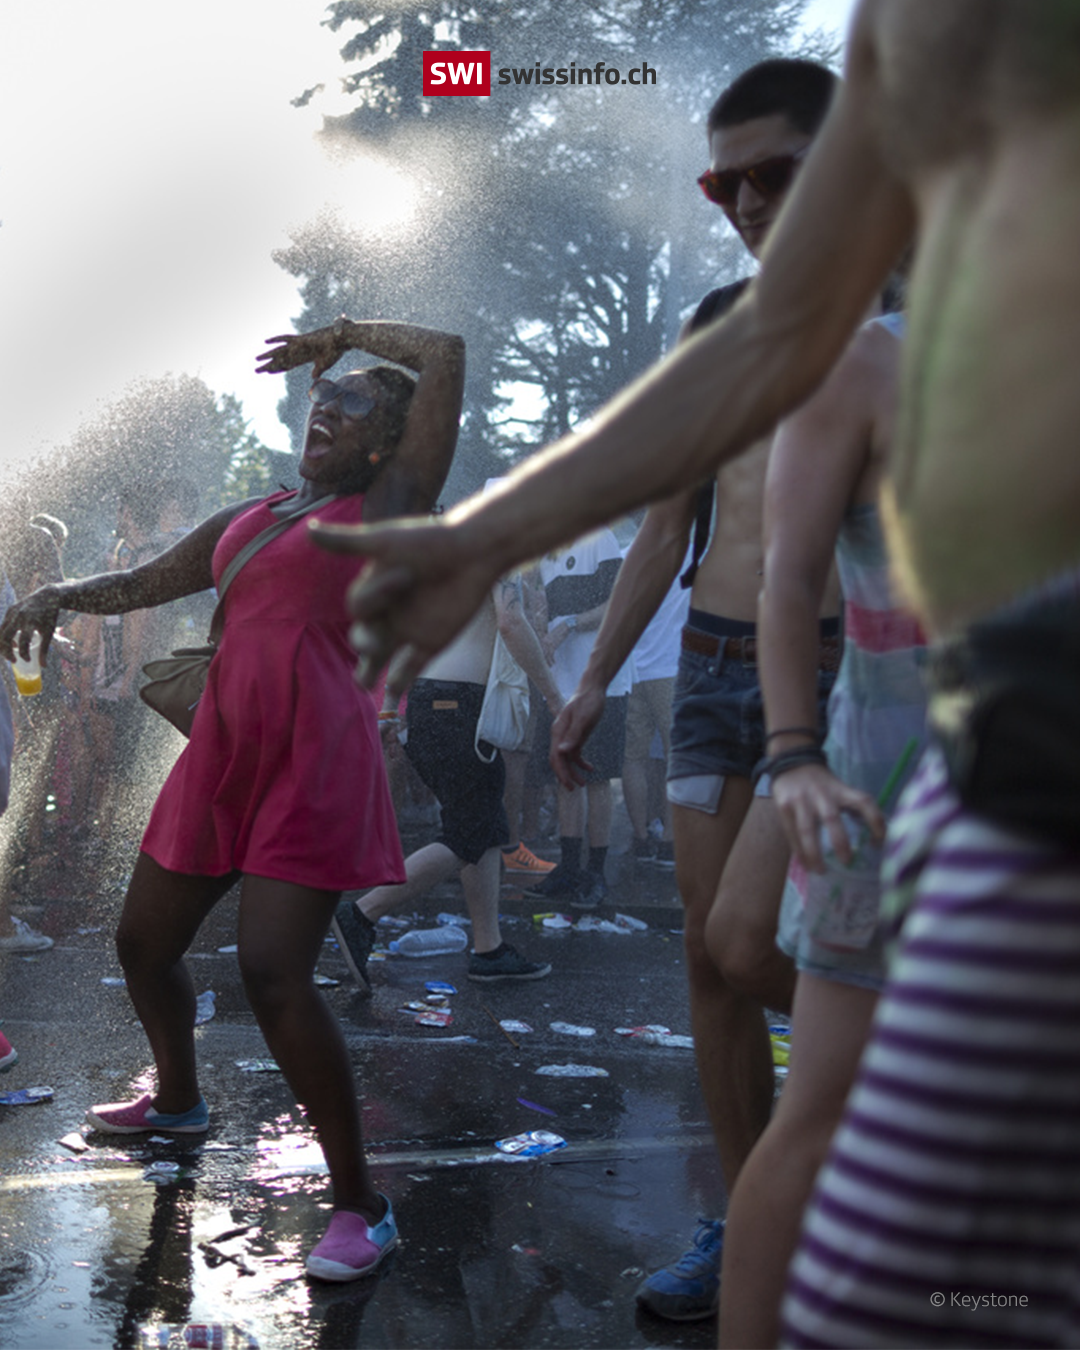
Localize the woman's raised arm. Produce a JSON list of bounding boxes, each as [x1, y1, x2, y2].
[[257, 319, 465, 519]]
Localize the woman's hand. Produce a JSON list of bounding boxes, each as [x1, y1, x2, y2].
[[256, 319, 354, 379], [0, 586, 62, 666], [772, 762, 884, 873]]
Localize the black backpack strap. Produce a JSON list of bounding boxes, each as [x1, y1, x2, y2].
[[679, 280, 750, 589]]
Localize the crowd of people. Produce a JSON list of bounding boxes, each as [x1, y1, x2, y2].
[[3, 1, 1080, 1343]]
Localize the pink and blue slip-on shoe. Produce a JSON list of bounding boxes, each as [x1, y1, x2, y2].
[[0, 1031, 18, 1073], [305, 1199, 398, 1281], [85, 1092, 209, 1134]]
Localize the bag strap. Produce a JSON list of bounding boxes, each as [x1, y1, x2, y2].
[[207, 493, 337, 645]]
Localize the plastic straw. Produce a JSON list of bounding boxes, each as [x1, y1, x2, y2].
[[876, 736, 920, 810]]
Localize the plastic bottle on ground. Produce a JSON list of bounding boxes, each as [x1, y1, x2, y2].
[[389, 925, 469, 957]]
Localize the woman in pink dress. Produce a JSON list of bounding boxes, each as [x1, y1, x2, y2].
[[0, 319, 464, 1281]]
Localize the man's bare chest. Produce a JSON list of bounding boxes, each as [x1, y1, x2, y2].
[[874, 0, 1080, 173]]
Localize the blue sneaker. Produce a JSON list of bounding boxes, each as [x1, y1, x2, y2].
[[635, 1219, 723, 1321]]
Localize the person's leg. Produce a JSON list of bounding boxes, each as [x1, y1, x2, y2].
[[719, 972, 878, 1349], [356, 842, 460, 923], [586, 780, 612, 850], [460, 846, 503, 953], [112, 853, 237, 1113], [623, 684, 653, 848], [502, 746, 529, 849], [622, 755, 651, 842], [237, 875, 383, 1222], [674, 787, 766, 1187], [635, 787, 752, 1321]]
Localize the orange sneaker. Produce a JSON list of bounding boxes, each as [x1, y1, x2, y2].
[[501, 843, 556, 875]]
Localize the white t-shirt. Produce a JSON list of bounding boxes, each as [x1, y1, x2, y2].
[[539, 529, 633, 702], [628, 545, 692, 683]]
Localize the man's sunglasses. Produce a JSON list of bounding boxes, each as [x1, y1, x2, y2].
[[309, 378, 377, 420], [697, 148, 808, 209]]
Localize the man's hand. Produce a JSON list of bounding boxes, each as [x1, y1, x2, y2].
[[309, 515, 500, 692], [549, 682, 605, 790], [256, 319, 353, 379], [0, 587, 62, 667], [771, 762, 884, 873]]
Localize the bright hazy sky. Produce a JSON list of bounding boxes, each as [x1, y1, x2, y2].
[[1, 0, 857, 467]]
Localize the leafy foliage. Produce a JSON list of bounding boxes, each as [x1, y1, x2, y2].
[[276, 0, 824, 501], [10, 375, 282, 577]]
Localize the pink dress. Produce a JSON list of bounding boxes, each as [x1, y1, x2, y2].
[[141, 491, 405, 890]]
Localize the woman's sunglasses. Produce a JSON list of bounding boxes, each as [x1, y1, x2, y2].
[[697, 148, 808, 209], [309, 379, 377, 421]]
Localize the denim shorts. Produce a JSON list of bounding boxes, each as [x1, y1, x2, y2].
[[667, 626, 835, 787]]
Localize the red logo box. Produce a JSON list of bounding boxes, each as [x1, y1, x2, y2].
[[422, 50, 491, 97]]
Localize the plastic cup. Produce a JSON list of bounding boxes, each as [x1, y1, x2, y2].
[[12, 633, 42, 697]]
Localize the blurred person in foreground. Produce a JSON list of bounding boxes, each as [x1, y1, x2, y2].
[[0, 318, 463, 1285], [313, 3, 1080, 1344]]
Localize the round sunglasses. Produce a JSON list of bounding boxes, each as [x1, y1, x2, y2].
[[697, 147, 808, 210], [309, 378, 377, 421]]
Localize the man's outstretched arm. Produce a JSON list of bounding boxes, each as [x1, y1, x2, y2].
[[313, 0, 914, 687]]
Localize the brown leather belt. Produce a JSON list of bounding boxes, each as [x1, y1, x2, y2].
[[681, 625, 840, 674]]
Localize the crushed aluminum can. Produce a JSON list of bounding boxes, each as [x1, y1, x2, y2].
[[500, 1020, 534, 1034], [424, 994, 450, 1008], [0, 1086, 53, 1105], [425, 981, 457, 995], [495, 1129, 567, 1157], [549, 1021, 596, 1037], [235, 1059, 281, 1073], [614, 1024, 671, 1037], [414, 1010, 453, 1027]]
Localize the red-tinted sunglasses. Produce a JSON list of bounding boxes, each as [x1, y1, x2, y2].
[[697, 147, 808, 209]]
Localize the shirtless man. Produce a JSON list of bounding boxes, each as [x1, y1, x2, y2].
[[547, 59, 841, 1321], [318, 6, 1080, 1340]]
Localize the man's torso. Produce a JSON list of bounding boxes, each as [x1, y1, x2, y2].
[[868, 0, 1080, 632]]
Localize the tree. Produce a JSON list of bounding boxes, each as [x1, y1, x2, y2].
[[14, 375, 282, 577], [276, 0, 823, 499]]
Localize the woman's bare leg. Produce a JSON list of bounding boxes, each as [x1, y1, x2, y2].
[[114, 853, 238, 1114], [237, 875, 381, 1223]]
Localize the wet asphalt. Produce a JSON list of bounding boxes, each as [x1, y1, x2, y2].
[[0, 829, 734, 1350]]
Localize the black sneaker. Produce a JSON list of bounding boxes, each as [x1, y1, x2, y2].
[[522, 865, 584, 899], [467, 943, 552, 983], [632, 837, 657, 861], [330, 901, 377, 995], [574, 871, 608, 909]]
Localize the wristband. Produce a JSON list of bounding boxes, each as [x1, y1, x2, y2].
[[378, 710, 399, 722], [751, 745, 828, 788], [765, 726, 820, 745]]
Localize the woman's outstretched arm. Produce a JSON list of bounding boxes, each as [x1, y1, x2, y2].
[[0, 499, 258, 664]]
